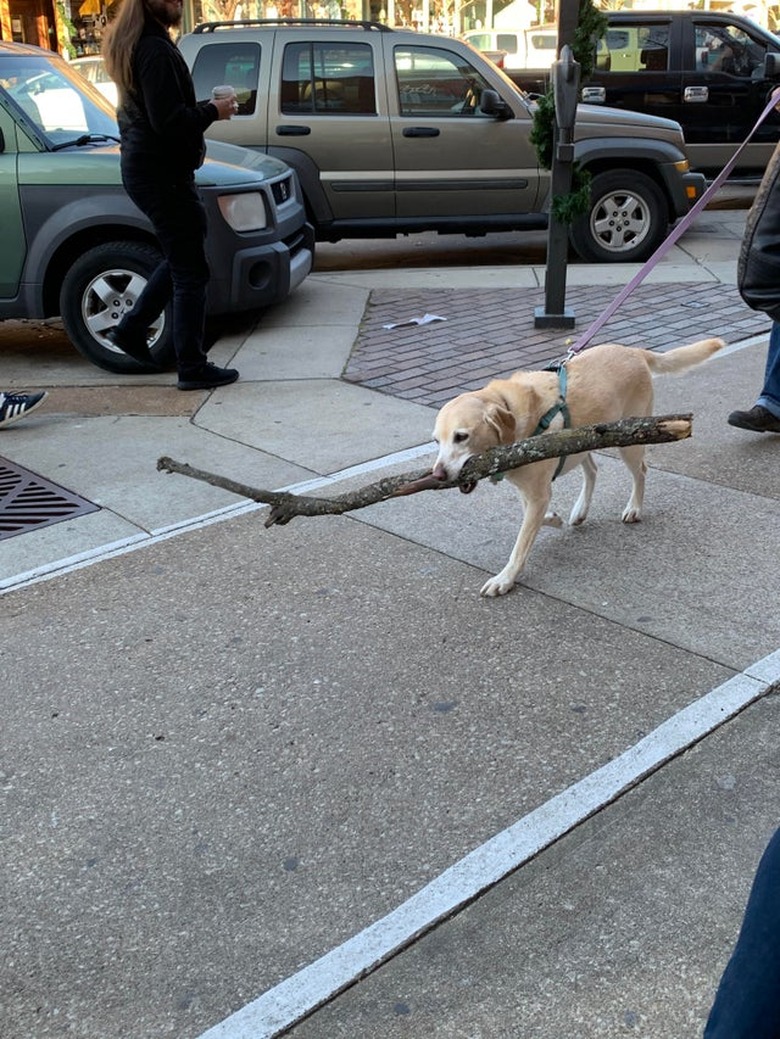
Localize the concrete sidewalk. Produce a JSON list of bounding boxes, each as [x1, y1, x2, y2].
[[2, 202, 780, 1039]]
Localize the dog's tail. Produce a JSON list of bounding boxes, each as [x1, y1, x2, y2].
[[644, 337, 725, 375]]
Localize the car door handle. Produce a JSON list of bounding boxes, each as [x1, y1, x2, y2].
[[276, 125, 312, 135], [684, 85, 709, 103], [402, 127, 441, 137], [581, 86, 606, 103]]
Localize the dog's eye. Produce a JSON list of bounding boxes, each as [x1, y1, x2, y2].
[[453, 431, 469, 444]]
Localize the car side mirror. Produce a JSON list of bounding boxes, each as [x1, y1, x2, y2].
[[480, 88, 513, 120], [764, 52, 780, 79]]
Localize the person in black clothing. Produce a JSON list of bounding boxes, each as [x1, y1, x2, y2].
[[103, 0, 239, 390]]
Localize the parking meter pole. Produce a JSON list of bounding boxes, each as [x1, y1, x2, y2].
[[534, 44, 580, 329], [557, 0, 579, 59]]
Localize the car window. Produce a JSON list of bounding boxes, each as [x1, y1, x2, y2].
[[190, 42, 260, 116], [525, 29, 557, 55], [71, 58, 118, 107], [464, 33, 492, 51], [495, 34, 519, 55], [281, 42, 376, 115], [394, 45, 493, 116], [0, 55, 117, 143], [74, 60, 96, 83], [75, 59, 112, 86], [694, 23, 766, 75], [599, 24, 670, 72]]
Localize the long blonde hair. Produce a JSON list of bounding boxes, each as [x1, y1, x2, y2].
[[102, 0, 147, 99]]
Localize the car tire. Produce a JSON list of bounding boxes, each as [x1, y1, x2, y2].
[[59, 241, 174, 374], [569, 170, 667, 264]]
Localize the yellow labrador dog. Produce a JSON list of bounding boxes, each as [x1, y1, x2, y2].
[[431, 338, 724, 597]]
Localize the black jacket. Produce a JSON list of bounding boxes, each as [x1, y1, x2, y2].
[[118, 16, 217, 178], [738, 141, 780, 323]]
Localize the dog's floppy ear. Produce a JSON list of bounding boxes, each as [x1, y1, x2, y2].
[[484, 400, 516, 444]]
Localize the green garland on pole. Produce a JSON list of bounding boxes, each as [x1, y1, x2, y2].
[[530, 0, 608, 224]]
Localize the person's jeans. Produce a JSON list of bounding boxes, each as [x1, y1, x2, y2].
[[757, 322, 780, 419], [704, 827, 780, 1038], [119, 168, 210, 378]]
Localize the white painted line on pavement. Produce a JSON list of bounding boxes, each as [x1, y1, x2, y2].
[[197, 653, 780, 1039], [0, 442, 436, 595], [715, 331, 769, 357]]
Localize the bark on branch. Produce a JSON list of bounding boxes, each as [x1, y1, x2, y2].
[[156, 413, 692, 528]]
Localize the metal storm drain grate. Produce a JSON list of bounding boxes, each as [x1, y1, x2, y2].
[[0, 457, 100, 541]]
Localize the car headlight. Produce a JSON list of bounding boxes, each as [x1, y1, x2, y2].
[[217, 192, 268, 232]]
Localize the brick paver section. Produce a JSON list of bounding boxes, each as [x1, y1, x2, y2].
[[344, 282, 769, 409]]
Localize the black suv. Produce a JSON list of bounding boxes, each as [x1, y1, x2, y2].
[[503, 10, 780, 179]]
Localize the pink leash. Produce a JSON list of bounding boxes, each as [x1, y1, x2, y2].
[[565, 86, 780, 358]]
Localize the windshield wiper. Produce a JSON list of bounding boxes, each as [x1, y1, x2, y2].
[[50, 132, 120, 151]]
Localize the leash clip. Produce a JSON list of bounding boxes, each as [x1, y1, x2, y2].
[[543, 357, 568, 372]]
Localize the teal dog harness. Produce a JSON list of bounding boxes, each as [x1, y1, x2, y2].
[[491, 362, 571, 484]]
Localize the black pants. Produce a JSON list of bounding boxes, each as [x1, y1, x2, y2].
[[704, 827, 780, 1038], [120, 167, 210, 378]]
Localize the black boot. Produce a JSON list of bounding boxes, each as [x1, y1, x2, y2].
[[727, 404, 780, 433], [177, 363, 239, 391]]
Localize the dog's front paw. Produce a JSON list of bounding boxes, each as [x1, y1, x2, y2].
[[621, 506, 642, 524], [480, 572, 517, 597]]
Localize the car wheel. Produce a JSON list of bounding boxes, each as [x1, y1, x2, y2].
[[569, 170, 667, 263], [59, 241, 174, 373]]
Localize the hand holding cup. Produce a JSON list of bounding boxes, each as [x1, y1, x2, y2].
[[211, 85, 239, 120]]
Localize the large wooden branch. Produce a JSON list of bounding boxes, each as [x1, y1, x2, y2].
[[156, 413, 692, 528]]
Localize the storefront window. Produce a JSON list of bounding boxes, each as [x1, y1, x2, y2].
[[189, 0, 362, 27], [67, 0, 108, 56]]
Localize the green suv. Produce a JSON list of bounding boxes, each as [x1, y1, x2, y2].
[[178, 18, 705, 264], [0, 41, 314, 373]]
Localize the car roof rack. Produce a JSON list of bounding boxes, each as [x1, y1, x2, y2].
[[192, 17, 394, 33]]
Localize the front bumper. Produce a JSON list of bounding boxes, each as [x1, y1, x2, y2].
[[676, 170, 708, 215], [206, 220, 314, 315]]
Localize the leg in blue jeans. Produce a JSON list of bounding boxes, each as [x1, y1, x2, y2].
[[704, 827, 780, 1038], [119, 170, 210, 379], [757, 321, 780, 419], [727, 323, 780, 430]]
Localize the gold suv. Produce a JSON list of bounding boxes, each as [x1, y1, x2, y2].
[[179, 18, 705, 263]]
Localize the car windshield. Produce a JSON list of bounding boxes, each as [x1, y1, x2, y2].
[[0, 54, 118, 148]]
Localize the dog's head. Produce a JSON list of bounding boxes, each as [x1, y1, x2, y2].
[[432, 388, 517, 493]]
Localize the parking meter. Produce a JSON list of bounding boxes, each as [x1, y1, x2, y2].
[[534, 44, 580, 328], [553, 43, 580, 145]]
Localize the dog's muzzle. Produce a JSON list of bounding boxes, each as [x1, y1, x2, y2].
[[433, 460, 477, 494]]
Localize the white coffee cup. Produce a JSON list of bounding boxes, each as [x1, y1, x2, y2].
[[212, 84, 239, 116]]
